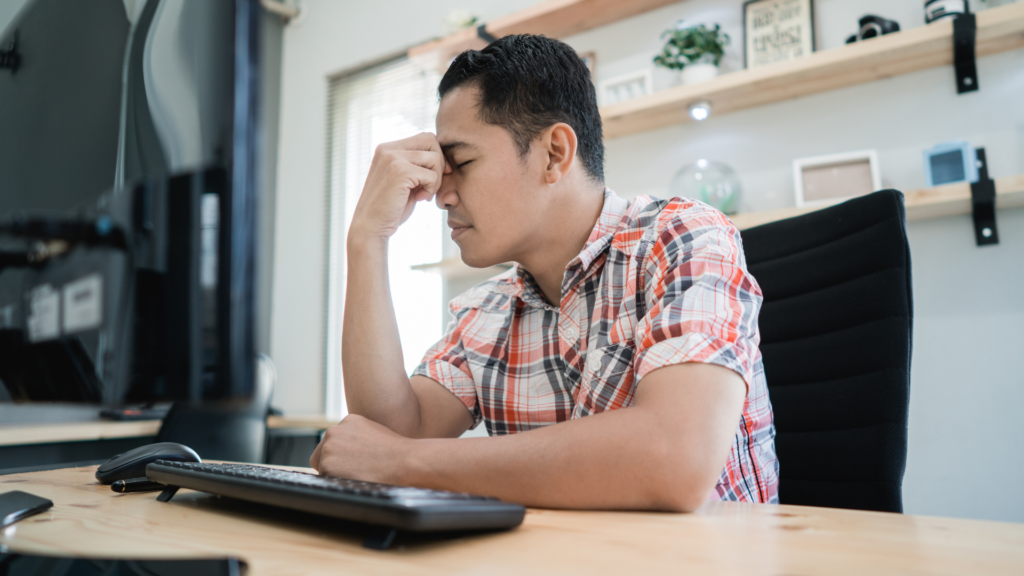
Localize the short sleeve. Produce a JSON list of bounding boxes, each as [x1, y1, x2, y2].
[[633, 204, 763, 393], [412, 301, 483, 429]]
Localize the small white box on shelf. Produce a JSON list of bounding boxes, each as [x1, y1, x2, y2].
[[598, 69, 653, 106]]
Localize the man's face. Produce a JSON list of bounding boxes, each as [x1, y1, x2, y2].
[[435, 85, 547, 268]]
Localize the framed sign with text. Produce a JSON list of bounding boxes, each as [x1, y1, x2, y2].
[[743, 0, 815, 69]]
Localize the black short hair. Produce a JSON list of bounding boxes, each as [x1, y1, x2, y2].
[[438, 34, 604, 183]]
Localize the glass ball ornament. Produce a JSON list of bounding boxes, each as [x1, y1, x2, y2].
[[669, 159, 742, 215]]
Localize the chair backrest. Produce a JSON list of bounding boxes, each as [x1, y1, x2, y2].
[[157, 354, 276, 463], [740, 190, 913, 512]]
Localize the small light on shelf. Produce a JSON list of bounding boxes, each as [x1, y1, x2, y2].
[[688, 100, 712, 121]]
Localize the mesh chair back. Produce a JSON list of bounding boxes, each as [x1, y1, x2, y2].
[[740, 190, 913, 512]]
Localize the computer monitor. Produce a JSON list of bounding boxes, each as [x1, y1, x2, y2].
[[0, 0, 260, 405]]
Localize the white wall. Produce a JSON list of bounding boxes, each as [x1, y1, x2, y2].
[[273, 0, 1024, 521]]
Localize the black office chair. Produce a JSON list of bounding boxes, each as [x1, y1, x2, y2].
[[157, 354, 276, 463], [740, 190, 913, 513]]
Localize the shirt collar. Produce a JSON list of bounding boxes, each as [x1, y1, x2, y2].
[[569, 188, 630, 273], [511, 265, 553, 311]]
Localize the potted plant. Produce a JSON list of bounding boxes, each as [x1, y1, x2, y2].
[[653, 22, 730, 85]]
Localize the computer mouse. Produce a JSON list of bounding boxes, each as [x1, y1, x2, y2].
[[95, 442, 201, 484]]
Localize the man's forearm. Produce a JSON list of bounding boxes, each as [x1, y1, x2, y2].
[[399, 406, 708, 512], [342, 236, 422, 435]]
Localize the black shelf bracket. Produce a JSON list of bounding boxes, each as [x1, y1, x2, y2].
[[0, 30, 20, 75], [477, 24, 498, 44], [953, 13, 978, 94], [970, 148, 998, 246]]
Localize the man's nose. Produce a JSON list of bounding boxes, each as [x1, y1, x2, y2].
[[435, 175, 459, 210]]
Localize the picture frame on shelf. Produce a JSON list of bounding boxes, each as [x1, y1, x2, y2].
[[922, 140, 979, 187], [743, 0, 815, 69], [598, 69, 653, 106], [793, 150, 881, 207], [578, 50, 596, 79]]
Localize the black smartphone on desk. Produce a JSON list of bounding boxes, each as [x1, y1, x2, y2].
[[0, 491, 53, 528], [0, 554, 247, 576]]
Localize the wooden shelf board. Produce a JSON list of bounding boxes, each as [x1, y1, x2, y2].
[[408, 0, 677, 63], [412, 259, 513, 278], [413, 174, 1024, 278], [601, 3, 1024, 139], [729, 174, 1024, 230]]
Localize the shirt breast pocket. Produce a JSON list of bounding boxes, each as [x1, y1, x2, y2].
[[574, 343, 636, 417]]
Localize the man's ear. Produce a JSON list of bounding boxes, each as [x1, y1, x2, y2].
[[540, 123, 577, 185]]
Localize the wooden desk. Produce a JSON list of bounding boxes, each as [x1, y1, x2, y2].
[[0, 416, 338, 447], [2, 467, 1023, 575]]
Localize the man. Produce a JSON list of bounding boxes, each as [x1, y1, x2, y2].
[[310, 35, 778, 512]]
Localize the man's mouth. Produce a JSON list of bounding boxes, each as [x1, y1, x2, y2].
[[448, 217, 472, 233], [448, 218, 472, 241]]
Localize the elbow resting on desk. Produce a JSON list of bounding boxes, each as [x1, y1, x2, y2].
[[639, 437, 720, 513], [571, 362, 749, 514]]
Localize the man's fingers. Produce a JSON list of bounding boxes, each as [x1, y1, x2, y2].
[[406, 165, 441, 200], [378, 132, 442, 155], [392, 150, 444, 174], [392, 149, 446, 194], [391, 133, 445, 195], [309, 435, 325, 471], [409, 187, 432, 203], [406, 131, 444, 153]]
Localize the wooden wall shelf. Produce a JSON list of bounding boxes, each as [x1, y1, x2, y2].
[[408, 0, 677, 65], [729, 173, 1024, 229], [413, 174, 1024, 278], [601, 3, 1024, 139]]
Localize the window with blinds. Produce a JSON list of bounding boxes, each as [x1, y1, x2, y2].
[[324, 57, 444, 418]]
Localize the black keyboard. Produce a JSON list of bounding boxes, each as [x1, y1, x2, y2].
[[145, 461, 526, 544]]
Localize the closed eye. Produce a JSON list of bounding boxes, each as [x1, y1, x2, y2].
[[456, 160, 473, 169]]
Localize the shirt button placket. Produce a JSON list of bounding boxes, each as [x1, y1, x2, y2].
[[558, 288, 582, 369]]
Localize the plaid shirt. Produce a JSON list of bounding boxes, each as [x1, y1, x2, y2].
[[414, 189, 779, 504]]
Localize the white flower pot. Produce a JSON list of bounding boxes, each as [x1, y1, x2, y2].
[[680, 63, 719, 85]]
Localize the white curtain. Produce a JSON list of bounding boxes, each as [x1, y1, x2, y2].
[[324, 57, 443, 419]]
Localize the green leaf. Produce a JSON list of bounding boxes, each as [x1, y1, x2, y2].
[[653, 21, 730, 70]]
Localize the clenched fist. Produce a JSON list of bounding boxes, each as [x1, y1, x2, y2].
[[309, 414, 415, 485]]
